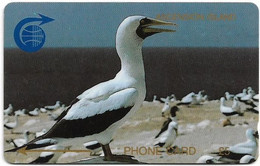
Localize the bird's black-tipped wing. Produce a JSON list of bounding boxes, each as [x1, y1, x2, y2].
[[155, 118, 171, 138]]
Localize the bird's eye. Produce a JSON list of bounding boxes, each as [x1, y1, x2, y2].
[[140, 19, 146, 25]]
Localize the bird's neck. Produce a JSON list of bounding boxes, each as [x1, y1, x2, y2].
[[116, 35, 145, 79]]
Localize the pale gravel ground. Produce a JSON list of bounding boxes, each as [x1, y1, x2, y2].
[[3, 100, 259, 164]]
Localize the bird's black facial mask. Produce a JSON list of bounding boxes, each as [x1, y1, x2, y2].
[[136, 18, 158, 39], [136, 18, 175, 39]]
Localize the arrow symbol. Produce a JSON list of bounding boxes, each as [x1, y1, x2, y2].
[[17, 146, 92, 155]]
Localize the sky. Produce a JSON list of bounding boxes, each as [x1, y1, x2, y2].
[[4, 3, 259, 48]]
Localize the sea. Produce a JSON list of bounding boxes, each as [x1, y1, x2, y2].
[[4, 47, 259, 109]]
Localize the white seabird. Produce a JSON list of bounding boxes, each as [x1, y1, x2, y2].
[[4, 114, 19, 130], [196, 155, 221, 163], [6, 16, 176, 161], [225, 92, 234, 100], [240, 89, 254, 101], [45, 101, 61, 110], [220, 97, 243, 116], [154, 121, 178, 150], [212, 128, 258, 160], [10, 130, 30, 148], [40, 108, 48, 113], [239, 155, 256, 163], [30, 145, 65, 164], [4, 104, 13, 115], [177, 92, 196, 106], [235, 89, 247, 99], [15, 109, 27, 116], [35, 129, 47, 138], [152, 95, 161, 104], [252, 94, 259, 101], [194, 90, 204, 105], [231, 97, 241, 113], [84, 140, 102, 156], [28, 108, 40, 116], [156, 106, 179, 139]]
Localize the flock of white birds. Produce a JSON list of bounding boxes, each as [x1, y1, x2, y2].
[[151, 86, 258, 164]]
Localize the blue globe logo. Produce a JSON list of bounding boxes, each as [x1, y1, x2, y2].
[[14, 14, 54, 52], [21, 25, 45, 51]]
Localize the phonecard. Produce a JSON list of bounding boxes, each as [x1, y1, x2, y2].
[[4, 2, 259, 164]]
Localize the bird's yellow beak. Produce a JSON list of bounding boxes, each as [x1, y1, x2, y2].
[[142, 18, 177, 33]]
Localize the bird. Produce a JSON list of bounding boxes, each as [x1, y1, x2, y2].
[[5, 16, 176, 162], [194, 90, 204, 105], [9, 130, 30, 148], [28, 108, 40, 116], [40, 108, 48, 113], [30, 145, 65, 164], [196, 155, 222, 163], [4, 104, 13, 116], [219, 97, 243, 116], [177, 92, 196, 106], [45, 101, 62, 110], [211, 128, 258, 160], [4, 114, 19, 130], [156, 106, 179, 139], [225, 92, 234, 100], [252, 94, 259, 101], [152, 95, 161, 104], [240, 89, 254, 104], [235, 89, 247, 99], [14, 109, 27, 116], [231, 97, 241, 113], [83, 141, 102, 156], [170, 94, 177, 102], [239, 155, 256, 163], [154, 121, 178, 150], [35, 129, 47, 138]]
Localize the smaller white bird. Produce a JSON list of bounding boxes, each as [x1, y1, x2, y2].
[[240, 89, 254, 102], [177, 92, 196, 106], [239, 155, 256, 163], [15, 109, 27, 116], [194, 90, 204, 105], [201, 95, 208, 102], [30, 145, 65, 164], [220, 97, 243, 116], [4, 104, 13, 116], [4, 114, 19, 130], [45, 101, 61, 110], [152, 95, 161, 104], [252, 94, 259, 101], [29, 108, 40, 116], [84, 141, 102, 156], [154, 121, 178, 150], [196, 155, 221, 163], [160, 96, 170, 103], [40, 108, 48, 113], [231, 97, 241, 113], [225, 92, 234, 100], [211, 128, 258, 160], [235, 89, 247, 99], [10, 130, 30, 148], [170, 94, 177, 102], [35, 129, 47, 138]]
